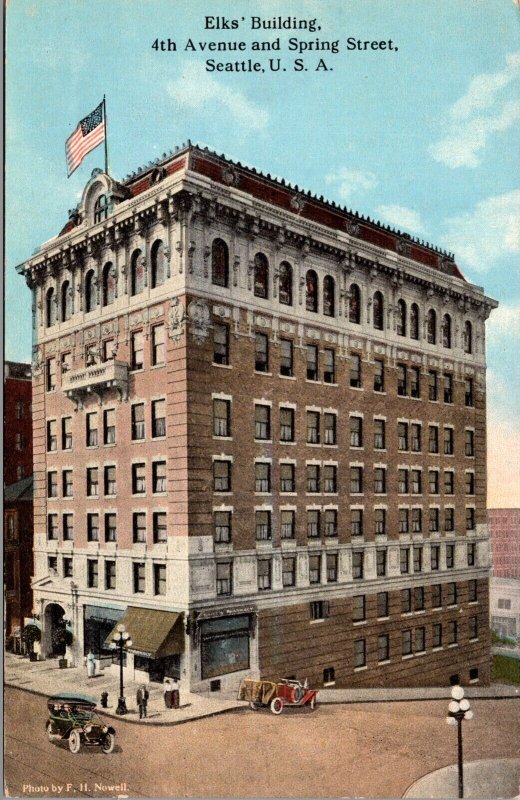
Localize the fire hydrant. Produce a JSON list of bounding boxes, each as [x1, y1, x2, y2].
[[100, 691, 108, 708]]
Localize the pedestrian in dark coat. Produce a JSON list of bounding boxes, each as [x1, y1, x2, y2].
[[136, 685, 149, 719], [171, 677, 180, 709]]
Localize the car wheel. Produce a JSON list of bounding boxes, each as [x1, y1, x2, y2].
[[293, 686, 304, 703], [249, 701, 261, 711], [68, 730, 81, 754], [46, 722, 57, 741], [101, 733, 115, 754], [270, 697, 284, 715]]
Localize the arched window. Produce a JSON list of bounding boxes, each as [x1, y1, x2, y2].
[[464, 321, 473, 354], [306, 270, 318, 312], [349, 284, 361, 324], [94, 193, 111, 224], [410, 304, 420, 340], [85, 270, 96, 313], [442, 314, 452, 348], [211, 238, 229, 288], [427, 309, 437, 344], [46, 288, 56, 327], [254, 253, 269, 298], [278, 262, 293, 306], [102, 262, 115, 306], [61, 281, 72, 321], [131, 249, 144, 296], [396, 299, 406, 336], [151, 239, 165, 289], [323, 276, 335, 317], [373, 291, 384, 330]]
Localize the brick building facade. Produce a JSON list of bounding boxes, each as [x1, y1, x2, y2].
[[4, 476, 34, 650], [488, 508, 520, 643], [17, 144, 496, 690], [4, 361, 33, 486]]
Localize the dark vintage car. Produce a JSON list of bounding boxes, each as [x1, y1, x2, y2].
[[46, 693, 116, 754]]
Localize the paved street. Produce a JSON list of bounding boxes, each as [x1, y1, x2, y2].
[[4, 686, 520, 798]]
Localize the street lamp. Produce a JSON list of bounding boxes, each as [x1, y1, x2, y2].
[[446, 685, 473, 798], [111, 623, 132, 715]]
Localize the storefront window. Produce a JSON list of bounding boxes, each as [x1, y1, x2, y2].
[[200, 615, 250, 680]]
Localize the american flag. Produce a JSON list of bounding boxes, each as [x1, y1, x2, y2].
[[65, 102, 105, 177]]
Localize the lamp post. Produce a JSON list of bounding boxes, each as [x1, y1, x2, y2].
[[112, 623, 132, 715], [446, 685, 473, 798]]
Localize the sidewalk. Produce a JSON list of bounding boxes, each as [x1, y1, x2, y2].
[[403, 758, 520, 798], [5, 652, 519, 726]]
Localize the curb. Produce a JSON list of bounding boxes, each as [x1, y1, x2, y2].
[[319, 693, 520, 705]]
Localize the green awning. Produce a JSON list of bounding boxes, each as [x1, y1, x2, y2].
[[106, 607, 184, 658]]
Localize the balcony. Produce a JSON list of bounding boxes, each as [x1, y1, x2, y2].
[[62, 360, 129, 408]]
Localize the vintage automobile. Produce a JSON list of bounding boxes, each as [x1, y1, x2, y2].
[[46, 693, 116, 754], [238, 678, 318, 714]]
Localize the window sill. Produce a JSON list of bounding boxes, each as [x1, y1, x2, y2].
[[378, 659, 391, 666], [213, 492, 233, 497], [213, 436, 233, 442], [415, 650, 427, 657], [151, 435, 167, 441], [310, 618, 325, 624], [254, 439, 273, 445], [447, 643, 459, 648], [353, 620, 367, 627], [255, 371, 272, 377], [151, 363, 165, 370], [350, 386, 364, 392], [402, 654, 414, 661], [104, 443, 117, 448], [377, 616, 390, 622], [213, 362, 233, 369], [280, 375, 297, 380], [323, 681, 336, 687], [353, 665, 367, 672]]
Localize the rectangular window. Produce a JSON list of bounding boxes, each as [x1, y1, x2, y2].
[[399, 507, 409, 533], [255, 404, 271, 440], [105, 513, 117, 542], [431, 544, 440, 570], [61, 417, 72, 450], [63, 557, 73, 578], [326, 552, 338, 583], [102, 339, 115, 362], [152, 399, 166, 438], [258, 559, 272, 590], [429, 470, 439, 495], [469, 616, 478, 640], [307, 345, 319, 381], [153, 512, 168, 543], [154, 564, 167, 596], [132, 463, 146, 494], [133, 562, 145, 593], [216, 562, 232, 596], [307, 411, 320, 444], [401, 588, 412, 614], [105, 560, 117, 590], [133, 512, 146, 543], [374, 508, 386, 535], [374, 359, 384, 392], [432, 623, 442, 648], [448, 620, 458, 645], [46, 357, 56, 392], [413, 547, 423, 573], [431, 584, 442, 608], [446, 544, 455, 569], [466, 507, 476, 531], [350, 416, 363, 448], [62, 470, 73, 498], [325, 509, 338, 537], [103, 409, 116, 445], [446, 582, 457, 606], [281, 510, 295, 539], [255, 510, 271, 540], [443, 373, 453, 403], [466, 472, 475, 495], [414, 586, 425, 611], [354, 639, 366, 668], [411, 424, 422, 452], [86, 467, 99, 497], [213, 324, 229, 365], [307, 509, 320, 538], [16, 400, 24, 420], [306, 464, 320, 493], [465, 378, 474, 407], [376, 550, 387, 577], [429, 426, 439, 454], [377, 591, 389, 618], [445, 507, 455, 532], [411, 470, 422, 494], [130, 331, 144, 371], [410, 367, 420, 398], [48, 471, 58, 498], [280, 407, 295, 442], [398, 469, 409, 494], [87, 560, 98, 589], [400, 548, 410, 574], [374, 419, 386, 450], [429, 506, 440, 533], [255, 462, 271, 493], [280, 338, 293, 377], [323, 465, 337, 494], [352, 551, 364, 580], [255, 332, 269, 372], [151, 324, 165, 366], [444, 427, 454, 455], [350, 354, 362, 388], [104, 465, 116, 496], [468, 579, 477, 603], [352, 594, 366, 622], [351, 508, 363, 537], [444, 471, 454, 495], [378, 634, 390, 662], [465, 429, 474, 457], [374, 468, 386, 494], [397, 364, 407, 396], [402, 629, 412, 656], [324, 413, 337, 445], [350, 467, 363, 494], [131, 403, 145, 441], [86, 412, 98, 447], [398, 422, 409, 451], [282, 556, 296, 587], [152, 461, 167, 493], [309, 554, 321, 584], [323, 348, 336, 383], [280, 463, 295, 493], [63, 513, 74, 541], [310, 600, 329, 621], [415, 627, 426, 652], [214, 460, 231, 492], [411, 507, 422, 533], [428, 370, 438, 401]]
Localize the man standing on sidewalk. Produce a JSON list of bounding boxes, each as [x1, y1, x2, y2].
[[136, 685, 149, 719]]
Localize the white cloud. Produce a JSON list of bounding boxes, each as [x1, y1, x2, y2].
[[324, 168, 377, 202], [487, 302, 520, 344], [429, 51, 520, 168], [167, 62, 268, 131], [440, 189, 520, 273], [375, 204, 425, 235]]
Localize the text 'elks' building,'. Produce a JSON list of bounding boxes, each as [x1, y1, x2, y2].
[[17, 143, 497, 691]]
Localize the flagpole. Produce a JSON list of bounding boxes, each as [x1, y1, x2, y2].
[[103, 95, 109, 175]]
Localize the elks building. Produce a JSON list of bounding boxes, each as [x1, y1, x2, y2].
[[17, 143, 497, 691]]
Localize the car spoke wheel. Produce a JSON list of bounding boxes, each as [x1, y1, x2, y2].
[[249, 701, 260, 711], [68, 730, 81, 754], [101, 733, 115, 754], [270, 697, 284, 715]]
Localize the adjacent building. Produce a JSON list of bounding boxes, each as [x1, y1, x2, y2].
[[17, 143, 497, 690], [489, 508, 520, 643], [4, 361, 33, 486], [4, 476, 34, 651]]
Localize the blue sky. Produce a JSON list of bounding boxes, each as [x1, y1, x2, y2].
[[5, 0, 520, 505]]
